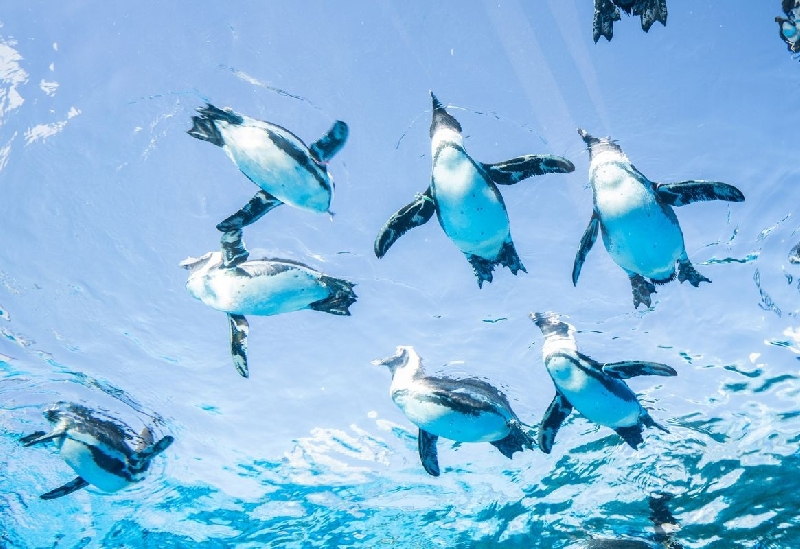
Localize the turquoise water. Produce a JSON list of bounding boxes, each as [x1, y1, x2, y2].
[[2, 2, 800, 547]]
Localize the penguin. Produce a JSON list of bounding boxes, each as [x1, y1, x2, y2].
[[572, 129, 745, 309], [776, 0, 800, 54], [181, 229, 357, 378], [373, 346, 535, 476], [20, 402, 173, 500], [188, 103, 349, 232], [531, 312, 676, 451], [374, 92, 575, 288], [592, 0, 668, 42], [580, 493, 684, 549], [789, 241, 800, 264]]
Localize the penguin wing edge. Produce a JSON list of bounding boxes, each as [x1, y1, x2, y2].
[[482, 154, 575, 185], [538, 392, 573, 453], [572, 213, 600, 286], [418, 428, 440, 476], [602, 361, 677, 379], [655, 181, 745, 207], [374, 188, 436, 258], [40, 477, 90, 500]]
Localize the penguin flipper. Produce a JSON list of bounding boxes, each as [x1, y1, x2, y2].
[[137, 435, 175, 462], [633, 0, 667, 32], [789, 241, 800, 264], [40, 477, 90, 500], [655, 181, 744, 207], [615, 424, 645, 449], [482, 155, 575, 185], [308, 276, 357, 316], [309, 121, 349, 163], [216, 191, 284, 233], [538, 392, 573, 454], [417, 428, 440, 476], [490, 421, 535, 459], [220, 229, 249, 268], [602, 361, 677, 379], [228, 313, 249, 378], [593, 0, 621, 42], [572, 212, 600, 286], [374, 188, 436, 258], [629, 273, 657, 308]]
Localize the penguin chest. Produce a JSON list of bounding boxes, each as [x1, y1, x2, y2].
[[546, 357, 640, 428], [592, 165, 685, 280], [432, 148, 510, 258], [188, 266, 329, 316], [58, 437, 132, 492], [391, 389, 510, 442], [220, 124, 331, 212]]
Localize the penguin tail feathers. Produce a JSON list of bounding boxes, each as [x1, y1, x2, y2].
[[309, 277, 357, 316], [490, 421, 536, 459], [187, 103, 244, 147]]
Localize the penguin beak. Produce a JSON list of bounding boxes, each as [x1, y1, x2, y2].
[[430, 91, 445, 112], [530, 312, 572, 337], [371, 346, 410, 370]]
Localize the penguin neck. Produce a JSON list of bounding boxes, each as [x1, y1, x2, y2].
[[389, 353, 424, 391], [542, 334, 578, 358], [431, 127, 464, 158], [589, 148, 628, 168]]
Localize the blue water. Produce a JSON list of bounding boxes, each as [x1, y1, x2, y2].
[[2, 2, 800, 547]]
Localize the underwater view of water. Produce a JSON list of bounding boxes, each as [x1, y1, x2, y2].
[[2, 2, 800, 547]]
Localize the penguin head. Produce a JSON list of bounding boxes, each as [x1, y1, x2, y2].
[[372, 345, 419, 376], [429, 92, 462, 138], [577, 128, 625, 161], [180, 251, 222, 274], [530, 312, 575, 340], [44, 401, 87, 425]]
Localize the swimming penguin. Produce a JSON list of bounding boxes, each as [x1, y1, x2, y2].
[[592, 0, 668, 42], [188, 103, 349, 232], [181, 229, 357, 378], [531, 313, 676, 451], [374, 92, 575, 288], [579, 493, 684, 549], [572, 129, 745, 308], [373, 346, 535, 476], [19, 402, 173, 500], [776, 0, 800, 54]]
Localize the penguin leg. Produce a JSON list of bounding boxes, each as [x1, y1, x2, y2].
[[220, 229, 249, 268], [655, 181, 744, 207], [309, 121, 349, 163], [216, 190, 283, 233], [308, 276, 357, 316], [496, 240, 527, 276], [538, 392, 573, 454], [676, 256, 710, 287], [482, 154, 575, 185], [593, 0, 621, 42], [602, 361, 677, 379], [641, 411, 670, 434], [790, 241, 800, 264], [40, 477, 89, 500], [490, 420, 535, 459], [465, 254, 495, 288], [374, 188, 436, 258], [614, 424, 645, 449], [573, 213, 600, 286], [632, 0, 667, 32], [228, 313, 249, 378], [417, 428, 440, 476], [628, 272, 657, 308]]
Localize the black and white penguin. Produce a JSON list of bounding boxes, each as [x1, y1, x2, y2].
[[776, 0, 800, 54], [181, 229, 357, 378], [20, 402, 173, 500], [572, 129, 745, 308], [580, 493, 684, 549], [531, 313, 676, 451], [374, 92, 575, 288], [592, 0, 668, 42], [373, 346, 535, 476], [188, 103, 349, 232]]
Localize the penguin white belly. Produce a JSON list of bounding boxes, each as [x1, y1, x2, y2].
[[392, 391, 510, 442], [221, 124, 330, 212], [593, 165, 684, 280], [58, 438, 130, 492], [190, 267, 329, 316], [432, 148, 510, 258], [547, 357, 640, 428]]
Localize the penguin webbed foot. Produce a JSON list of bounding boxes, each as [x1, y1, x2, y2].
[[308, 277, 358, 316], [490, 421, 535, 459], [614, 424, 645, 449], [633, 0, 668, 32], [629, 274, 657, 309], [677, 259, 710, 287], [593, 0, 621, 42], [790, 241, 800, 264], [467, 255, 495, 288]]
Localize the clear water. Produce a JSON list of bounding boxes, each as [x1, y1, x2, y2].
[[1, 2, 799, 547]]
